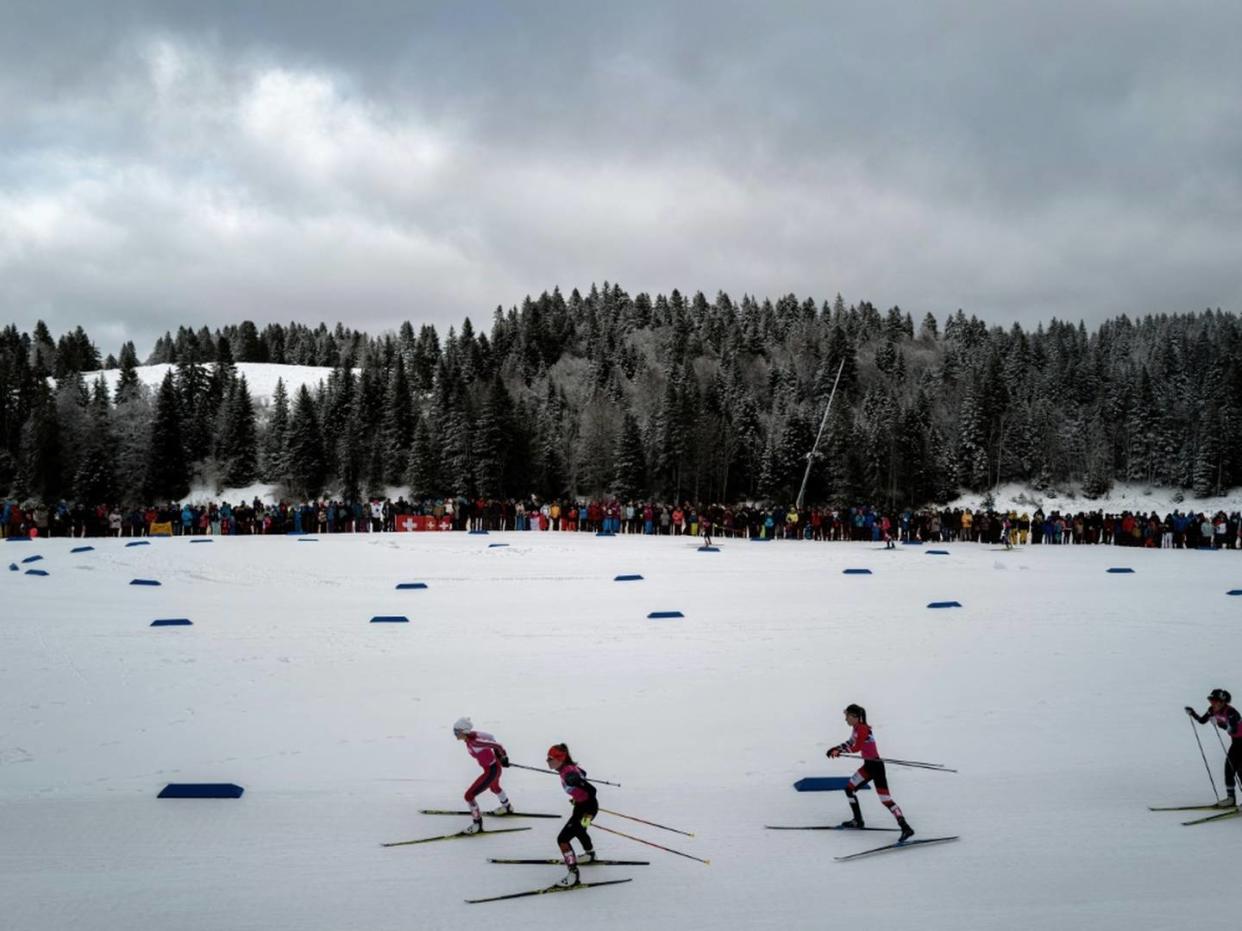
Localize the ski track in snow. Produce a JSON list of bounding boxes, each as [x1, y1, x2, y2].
[[4, 532, 1242, 929]]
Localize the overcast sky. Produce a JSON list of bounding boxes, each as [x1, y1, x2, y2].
[[3, 1, 1239, 357]]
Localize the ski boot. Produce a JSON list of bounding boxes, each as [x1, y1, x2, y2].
[[577, 850, 596, 864], [556, 868, 581, 888], [464, 818, 484, 835], [491, 802, 514, 816], [1214, 797, 1237, 809], [897, 817, 915, 844], [839, 817, 865, 830]]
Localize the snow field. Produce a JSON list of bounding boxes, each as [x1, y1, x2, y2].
[[3, 534, 1242, 929]]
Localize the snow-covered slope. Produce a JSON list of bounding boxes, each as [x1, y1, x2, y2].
[[85, 363, 338, 408], [950, 482, 1242, 516], [4, 534, 1242, 929]]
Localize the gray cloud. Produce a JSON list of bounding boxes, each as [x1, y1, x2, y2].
[[2, 1, 1240, 357]]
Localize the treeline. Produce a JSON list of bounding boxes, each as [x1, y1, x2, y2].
[[2, 286, 1241, 506]]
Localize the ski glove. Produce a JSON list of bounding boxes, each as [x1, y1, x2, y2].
[[827, 747, 842, 758], [1185, 706, 1197, 717], [580, 815, 593, 829], [499, 754, 510, 767]]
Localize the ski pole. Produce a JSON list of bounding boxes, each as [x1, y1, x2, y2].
[[507, 762, 622, 787], [598, 807, 695, 837], [836, 753, 957, 773], [1188, 713, 1221, 801], [591, 823, 709, 864]]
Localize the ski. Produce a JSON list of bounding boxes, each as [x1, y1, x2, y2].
[[1182, 809, 1242, 826], [466, 878, 633, 904], [419, 809, 559, 819], [1149, 803, 1231, 811], [835, 835, 959, 861], [382, 827, 531, 847], [765, 824, 898, 832], [488, 858, 650, 866]]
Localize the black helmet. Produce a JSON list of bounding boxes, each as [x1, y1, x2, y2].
[[1208, 688, 1232, 703]]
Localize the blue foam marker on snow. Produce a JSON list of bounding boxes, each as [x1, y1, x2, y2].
[[902, 540, 924, 545], [158, 783, 244, 799], [71, 545, 94, 553], [190, 538, 213, 543], [750, 537, 772, 542], [6, 536, 31, 542], [126, 540, 150, 547], [794, 777, 871, 792], [596, 532, 615, 537], [698, 546, 720, 552], [297, 538, 318, 542], [928, 601, 962, 608], [286, 530, 307, 535], [615, 574, 644, 581], [468, 529, 489, 535], [151, 618, 192, 627], [488, 543, 509, 548], [648, 610, 685, 619], [1107, 567, 1135, 574], [25, 568, 49, 576], [371, 615, 409, 623], [843, 568, 871, 575], [8, 563, 17, 571], [926, 549, 950, 555], [130, 578, 161, 586], [1227, 590, 1242, 596], [21, 554, 43, 564], [395, 582, 428, 590]]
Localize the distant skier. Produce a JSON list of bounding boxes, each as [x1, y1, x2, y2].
[[1000, 516, 1013, 550], [828, 704, 915, 842], [1185, 689, 1242, 808], [452, 717, 512, 833], [547, 743, 599, 887]]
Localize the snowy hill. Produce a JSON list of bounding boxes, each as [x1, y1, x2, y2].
[[949, 482, 1242, 517], [5, 533, 1242, 929], [85, 362, 339, 409]]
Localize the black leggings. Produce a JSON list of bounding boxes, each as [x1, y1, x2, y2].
[[1226, 739, 1242, 794], [557, 799, 599, 849]]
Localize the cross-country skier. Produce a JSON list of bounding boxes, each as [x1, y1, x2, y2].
[[452, 717, 512, 833], [827, 704, 915, 842], [1185, 689, 1242, 808], [547, 743, 599, 887]]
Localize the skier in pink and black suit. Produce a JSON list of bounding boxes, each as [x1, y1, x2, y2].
[[547, 743, 599, 887], [1186, 689, 1242, 808], [452, 717, 513, 833], [828, 704, 915, 842]]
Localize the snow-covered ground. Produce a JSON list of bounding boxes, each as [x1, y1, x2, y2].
[[4, 533, 1242, 930], [85, 363, 338, 409], [949, 482, 1242, 517]]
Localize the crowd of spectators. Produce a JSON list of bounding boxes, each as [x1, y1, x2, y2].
[[3, 497, 1242, 550]]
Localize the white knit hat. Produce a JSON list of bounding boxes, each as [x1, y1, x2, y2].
[[452, 717, 472, 734]]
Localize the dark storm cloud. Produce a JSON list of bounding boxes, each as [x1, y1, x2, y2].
[[2, 1, 1240, 356]]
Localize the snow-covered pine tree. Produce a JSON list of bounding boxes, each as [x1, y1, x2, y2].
[[222, 375, 258, 488], [145, 371, 190, 502], [74, 377, 117, 505], [287, 385, 326, 500]]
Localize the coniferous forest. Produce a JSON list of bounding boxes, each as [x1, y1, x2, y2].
[[2, 286, 1240, 508]]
